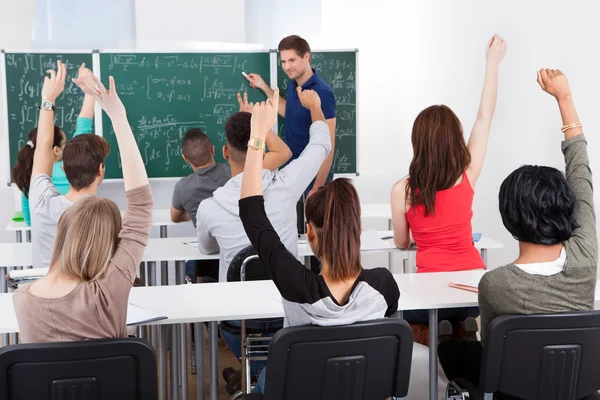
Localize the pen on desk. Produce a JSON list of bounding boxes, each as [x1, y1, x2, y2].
[[381, 236, 393, 240]]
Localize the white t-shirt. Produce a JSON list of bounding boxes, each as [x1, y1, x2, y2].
[[29, 174, 73, 269]]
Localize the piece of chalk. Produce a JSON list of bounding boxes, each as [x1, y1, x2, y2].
[[242, 71, 249, 79]]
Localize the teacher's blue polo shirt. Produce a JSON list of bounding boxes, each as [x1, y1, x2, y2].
[[284, 68, 336, 159]]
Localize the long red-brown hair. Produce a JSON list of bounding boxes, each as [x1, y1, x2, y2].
[[407, 105, 470, 215], [305, 178, 362, 282]]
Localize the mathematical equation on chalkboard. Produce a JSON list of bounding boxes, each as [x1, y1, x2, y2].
[[5, 53, 91, 170]]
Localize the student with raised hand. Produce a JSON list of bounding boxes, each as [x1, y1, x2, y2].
[[13, 72, 153, 343], [390, 34, 507, 341], [22, 62, 110, 269], [13, 63, 96, 226], [239, 97, 400, 394], [439, 69, 595, 395], [170, 92, 291, 282]]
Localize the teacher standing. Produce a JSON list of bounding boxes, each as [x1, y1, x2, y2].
[[245, 35, 337, 198]]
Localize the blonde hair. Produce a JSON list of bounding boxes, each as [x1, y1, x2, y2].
[[50, 196, 122, 281]]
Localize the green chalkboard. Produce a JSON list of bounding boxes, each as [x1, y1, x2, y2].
[[4, 52, 93, 180], [278, 51, 357, 174], [99, 52, 270, 179]]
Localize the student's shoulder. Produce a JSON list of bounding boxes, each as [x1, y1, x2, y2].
[[478, 265, 519, 296], [361, 267, 397, 289]]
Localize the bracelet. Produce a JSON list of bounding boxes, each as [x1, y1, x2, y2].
[[561, 122, 582, 133]]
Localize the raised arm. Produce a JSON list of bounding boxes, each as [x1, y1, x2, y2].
[[276, 89, 332, 200], [537, 69, 596, 262], [74, 74, 148, 191], [31, 61, 67, 179], [245, 73, 286, 118], [73, 73, 153, 281], [237, 92, 292, 170], [239, 93, 318, 297], [466, 34, 507, 186], [73, 64, 95, 137]]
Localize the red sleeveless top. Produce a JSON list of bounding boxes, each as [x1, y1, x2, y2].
[[406, 173, 485, 273]]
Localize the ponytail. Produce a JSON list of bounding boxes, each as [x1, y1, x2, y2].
[[305, 178, 362, 282], [12, 126, 65, 198]]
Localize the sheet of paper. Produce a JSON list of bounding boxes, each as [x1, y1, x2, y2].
[[360, 229, 386, 251], [127, 303, 167, 326], [184, 241, 199, 248]]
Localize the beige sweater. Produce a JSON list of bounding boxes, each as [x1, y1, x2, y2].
[[13, 185, 154, 343], [478, 134, 597, 340]]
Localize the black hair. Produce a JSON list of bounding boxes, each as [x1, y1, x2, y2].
[[499, 165, 577, 245], [225, 112, 251, 163], [182, 128, 213, 167]]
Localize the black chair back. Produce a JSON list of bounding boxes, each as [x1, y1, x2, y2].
[[227, 245, 271, 283], [481, 311, 600, 400], [0, 337, 157, 400], [261, 318, 414, 400]]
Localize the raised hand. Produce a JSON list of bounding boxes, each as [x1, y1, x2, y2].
[[73, 74, 126, 119], [41, 60, 67, 104], [537, 69, 571, 102], [486, 34, 507, 65], [296, 87, 321, 111], [237, 92, 254, 113], [250, 88, 280, 140]]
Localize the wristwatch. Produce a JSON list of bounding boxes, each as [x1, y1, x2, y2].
[[248, 137, 265, 151], [38, 100, 55, 112]]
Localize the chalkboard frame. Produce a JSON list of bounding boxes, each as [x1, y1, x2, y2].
[[275, 48, 360, 177], [2, 48, 359, 183], [1, 49, 96, 186]]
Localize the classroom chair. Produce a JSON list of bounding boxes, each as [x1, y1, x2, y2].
[[220, 245, 284, 397], [240, 318, 414, 400], [445, 311, 600, 400], [0, 337, 157, 400]]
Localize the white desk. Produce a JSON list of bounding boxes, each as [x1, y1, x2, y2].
[[1, 269, 538, 400]]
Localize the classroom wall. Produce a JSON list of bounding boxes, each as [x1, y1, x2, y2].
[[317, 0, 600, 269], [0, 0, 35, 243], [2, 1, 600, 272]]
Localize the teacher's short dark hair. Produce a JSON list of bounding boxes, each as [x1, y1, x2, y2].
[[499, 165, 577, 245]]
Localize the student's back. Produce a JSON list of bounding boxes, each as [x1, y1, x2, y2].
[[406, 173, 483, 272], [13, 68, 153, 343], [391, 35, 507, 273]]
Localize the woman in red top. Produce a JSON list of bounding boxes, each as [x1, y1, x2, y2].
[[391, 34, 507, 338]]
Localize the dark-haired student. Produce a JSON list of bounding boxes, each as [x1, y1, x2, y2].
[[12, 62, 110, 270], [13, 63, 95, 227], [171, 94, 291, 281], [390, 34, 507, 341], [439, 70, 596, 399], [238, 93, 400, 394]]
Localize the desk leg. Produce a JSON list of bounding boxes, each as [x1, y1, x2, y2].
[[159, 325, 168, 400], [481, 249, 488, 267], [209, 321, 219, 400], [16, 231, 22, 243], [160, 225, 168, 238], [171, 325, 181, 400], [429, 309, 438, 400], [180, 324, 189, 400], [25, 230, 31, 242], [0, 267, 6, 347], [195, 323, 205, 400]]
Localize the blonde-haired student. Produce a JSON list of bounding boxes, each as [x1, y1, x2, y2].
[[13, 66, 153, 343]]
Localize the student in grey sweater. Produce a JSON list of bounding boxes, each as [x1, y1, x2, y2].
[[439, 69, 596, 396]]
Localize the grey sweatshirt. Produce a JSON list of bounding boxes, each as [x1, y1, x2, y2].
[[478, 134, 597, 340], [196, 120, 332, 282]]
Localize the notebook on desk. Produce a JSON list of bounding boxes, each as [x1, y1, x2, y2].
[[127, 303, 167, 326]]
